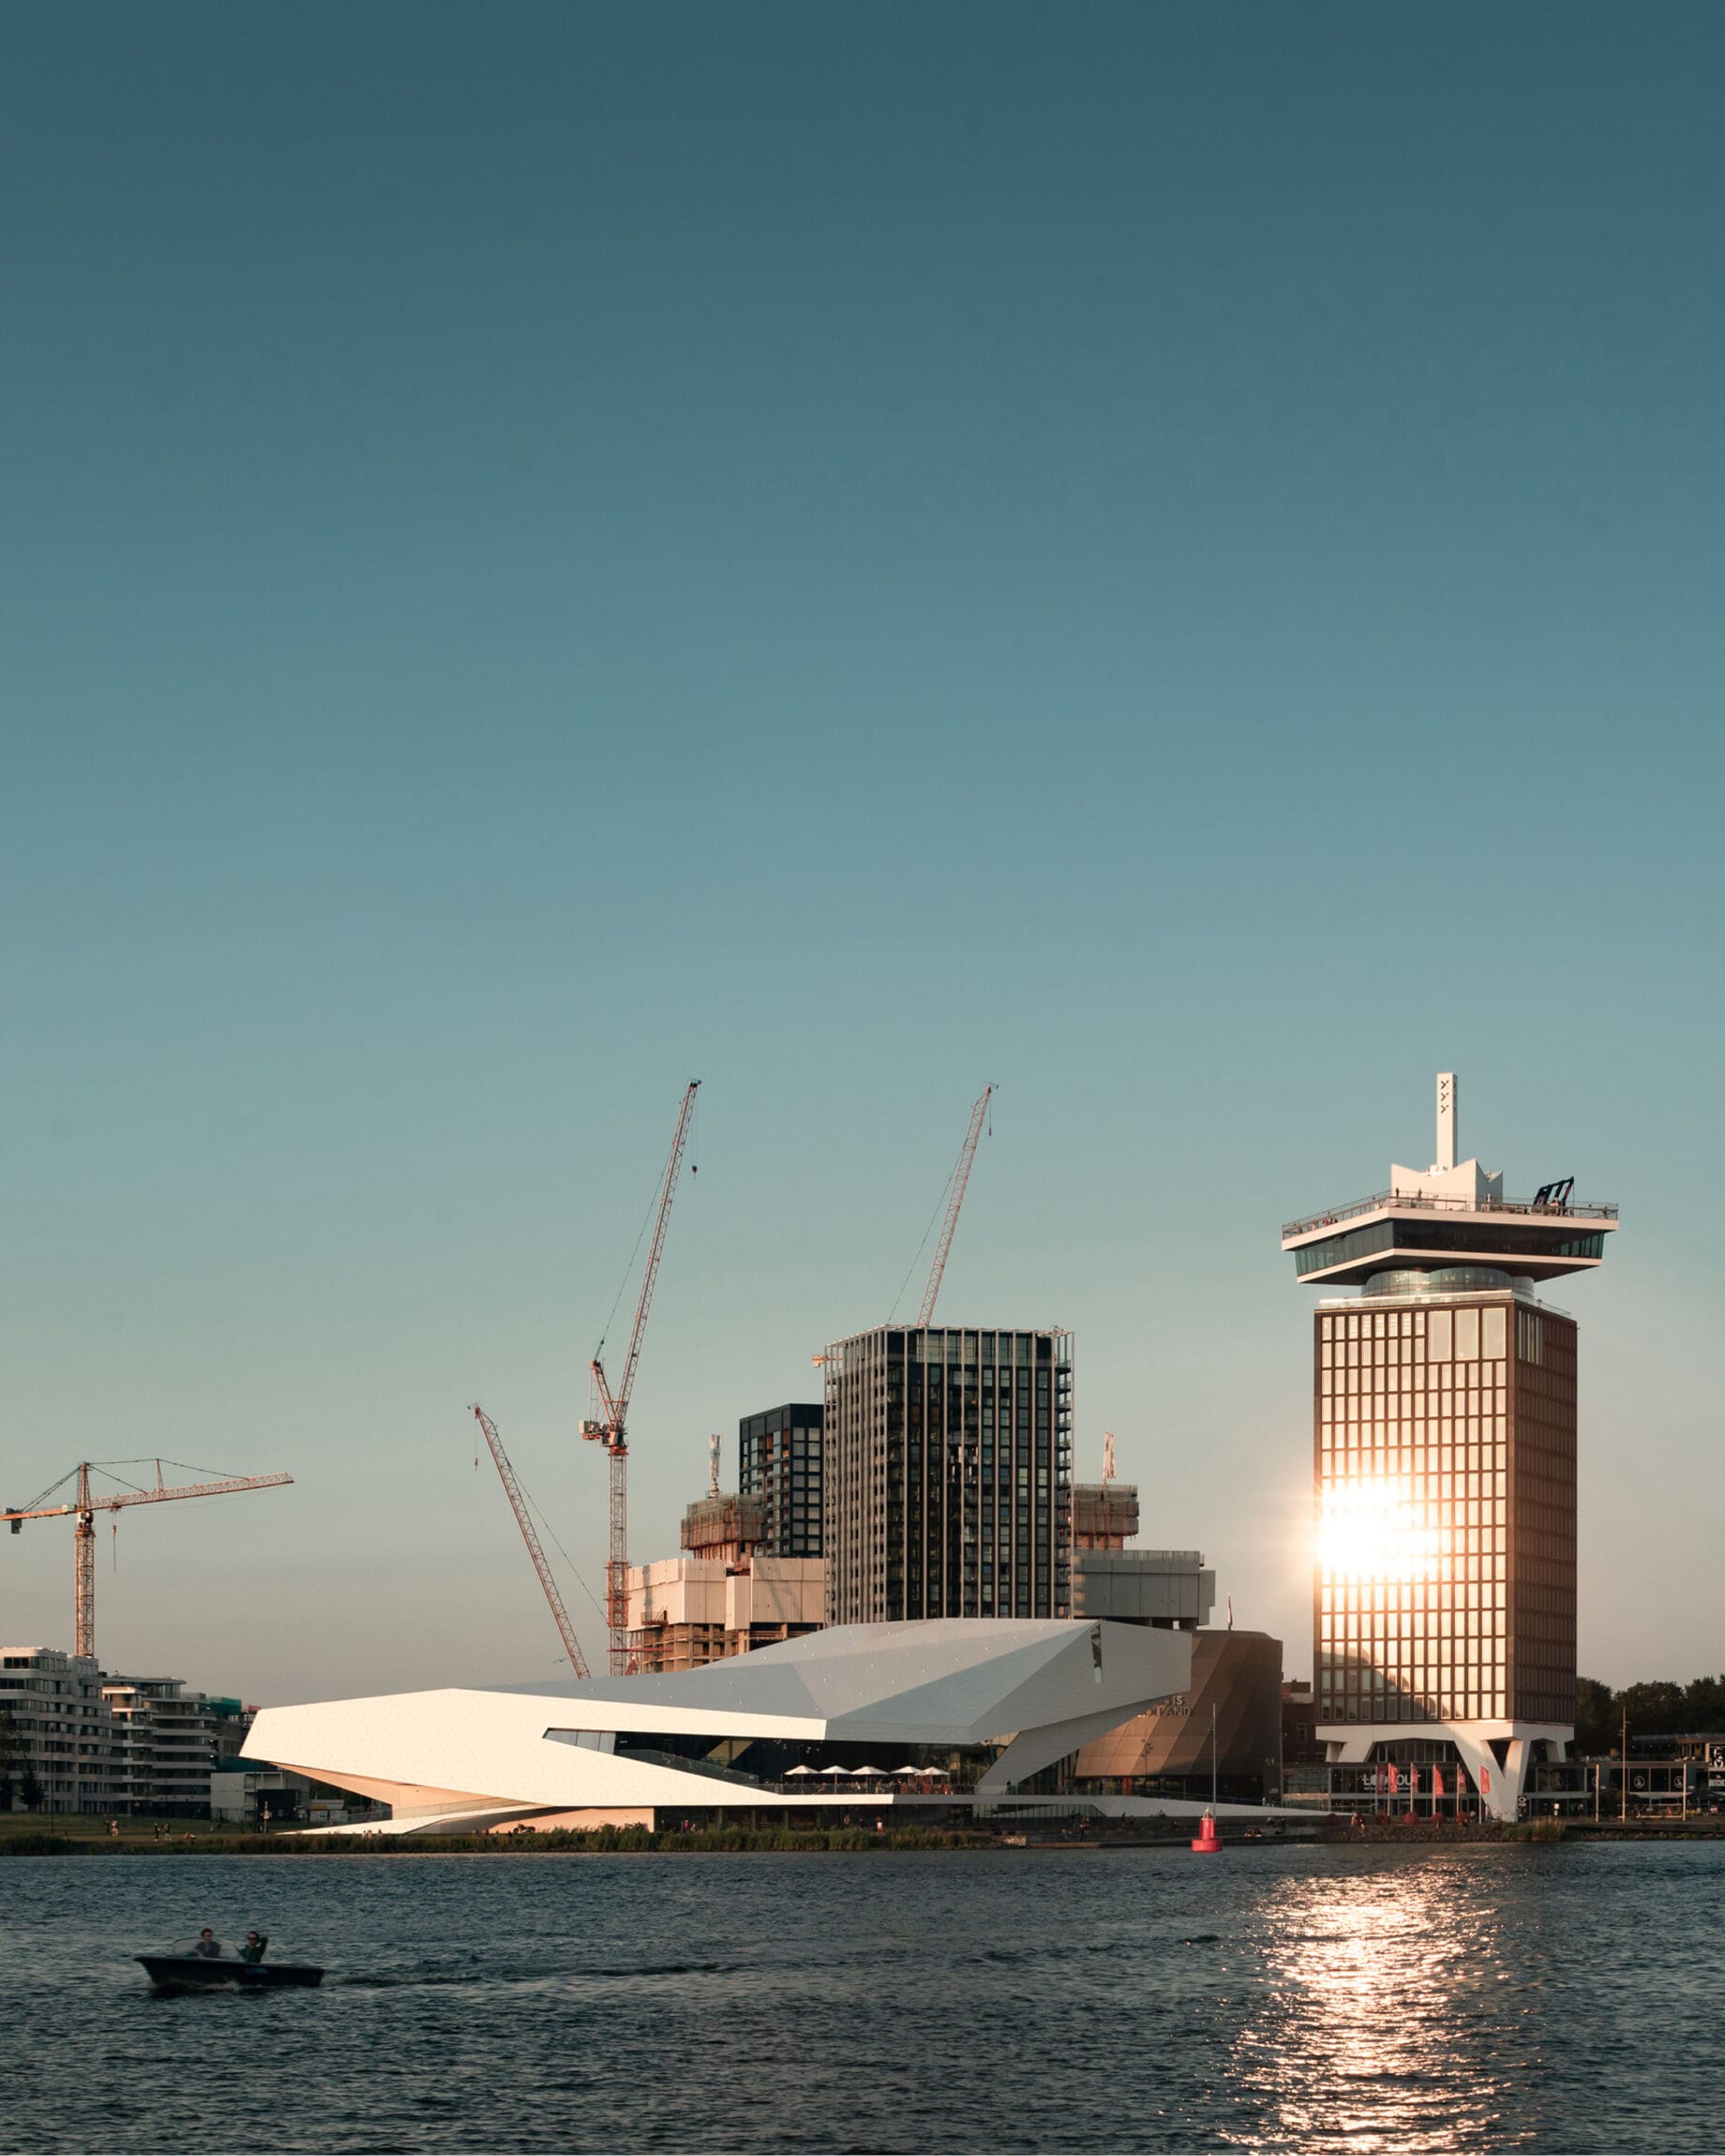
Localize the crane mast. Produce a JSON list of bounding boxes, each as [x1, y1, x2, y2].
[[472, 1405, 590, 1678], [917, 1083, 995, 1327], [4, 1460, 293, 1661], [583, 1078, 700, 1673]]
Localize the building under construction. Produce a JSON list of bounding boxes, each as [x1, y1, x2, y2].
[[623, 1483, 823, 1674], [1072, 1475, 1139, 1550]]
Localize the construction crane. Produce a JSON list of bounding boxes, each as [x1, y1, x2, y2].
[[916, 1083, 995, 1327], [471, 1404, 590, 1679], [4, 1460, 292, 1664], [582, 1078, 700, 1674]]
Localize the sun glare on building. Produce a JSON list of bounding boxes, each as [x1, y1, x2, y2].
[[1283, 1070, 1618, 1819], [1315, 1478, 1439, 1581]]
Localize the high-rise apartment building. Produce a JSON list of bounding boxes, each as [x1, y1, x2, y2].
[[0, 1647, 127, 1814], [821, 1325, 1072, 1624], [1282, 1073, 1616, 1819], [102, 1676, 253, 1816], [738, 1403, 824, 1557]]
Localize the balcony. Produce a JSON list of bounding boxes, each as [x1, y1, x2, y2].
[[1282, 1190, 1618, 1241]]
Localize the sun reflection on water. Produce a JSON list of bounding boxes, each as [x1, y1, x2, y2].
[[1221, 1859, 1524, 2152]]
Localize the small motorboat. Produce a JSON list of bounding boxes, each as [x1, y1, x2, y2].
[[136, 1954, 323, 1990]]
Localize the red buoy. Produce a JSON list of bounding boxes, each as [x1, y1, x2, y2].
[[1191, 1809, 1223, 1854]]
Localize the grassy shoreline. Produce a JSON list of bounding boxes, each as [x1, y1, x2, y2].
[[0, 1819, 992, 1855], [6, 1815, 1725, 1855]]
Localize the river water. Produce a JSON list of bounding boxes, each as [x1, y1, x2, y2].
[[5, 1842, 1718, 2152]]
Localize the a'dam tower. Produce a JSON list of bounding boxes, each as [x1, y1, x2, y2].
[[1282, 1074, 1617, 1821]]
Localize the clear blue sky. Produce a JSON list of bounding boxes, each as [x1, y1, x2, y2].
[[4, 3, 1720, 1701]]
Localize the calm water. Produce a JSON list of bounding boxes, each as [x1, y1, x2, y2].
[[5, 1843, 1719, 2153]]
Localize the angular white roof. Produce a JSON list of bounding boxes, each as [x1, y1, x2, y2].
[[499, 1618, 1170, 1738], [246, 1620, 1194, 1827]]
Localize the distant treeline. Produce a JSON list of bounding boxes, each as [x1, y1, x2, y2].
[[1576, 1674, 1725, 1753]]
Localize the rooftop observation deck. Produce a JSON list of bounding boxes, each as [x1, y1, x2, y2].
[[1282, 1190, 1618, 1245], [1283, 1183, 1618, 1288]]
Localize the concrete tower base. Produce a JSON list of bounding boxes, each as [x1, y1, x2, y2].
[[1322, 1721, 1572, 1822]]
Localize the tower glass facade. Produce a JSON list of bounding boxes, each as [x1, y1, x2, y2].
[[738, 1403, 824, 1558], [821, 1325, 1072, 1625], [1286, 1073, 1613, 1819], [1313, 1288, 1576, 1731]]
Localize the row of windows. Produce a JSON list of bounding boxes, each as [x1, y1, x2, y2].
[[1322, 1603, 1505, 1632], [1319, 1302, 1576, 1352], [1323, 1606, 1505, 1638], [1324, 1419, 1508, 1454], [1319, 1696, 1508, 1723], [1323, 1382, 1506, 1414], [1324, 1308, 1432, 1341], [1324, 1390, 1507, 1425], [1324, 1574, 1508, 1610], [1321, 1674, 1508, 1702], [1324, 1674, 1508, 1701], [1320, 1447, 1506, 1481], [1321, 1315, 1512, 1368], [882, 1329, 1066, 1364], [1319, 1507, 1507, 1549], [1320, 1440, 1505, 1472], [1321, 1360, 1508, 1400], [1319, 1552, 1508, 1589], [1323, 1663, 1507, 1694], [1328, 1629, 1500, 1664]]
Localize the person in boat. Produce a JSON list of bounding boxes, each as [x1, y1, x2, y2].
[[191, 1929, 223, 1959], [239, 1931, 268, 1964]]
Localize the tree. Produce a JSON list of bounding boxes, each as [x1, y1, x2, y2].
[[1575, 1672, 1725, 1758], [1619, 1681, 1687, 1738], [1681, 1673, 1725, 1729], [19, 1762, 44, 1814], [1575, 1676, 1615, 1756]]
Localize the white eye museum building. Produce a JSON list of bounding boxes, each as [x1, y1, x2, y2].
[[245, 1618, 1270, 1835]]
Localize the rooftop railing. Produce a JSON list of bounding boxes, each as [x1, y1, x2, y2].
[[1282, 1190, 1618, 1241]]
